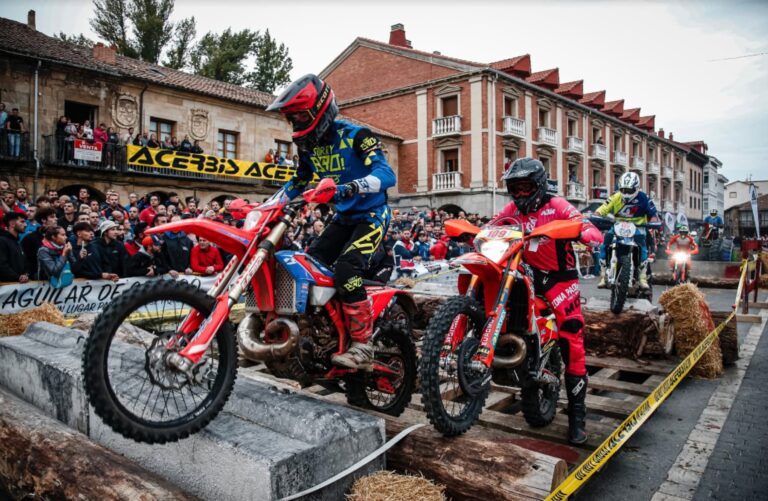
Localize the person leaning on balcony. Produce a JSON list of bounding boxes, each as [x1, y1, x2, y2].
[[64, 119, 77, 164], [178, 135, 193, 153], [55, 116, 67, 162], [191, 140, 203, 153], [5, 108, 25, 157], [147, 134, 160, 148], [265, 148, 275, 163]]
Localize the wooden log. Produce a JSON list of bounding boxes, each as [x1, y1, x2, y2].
[[385, 415, 568, 501], [0, 388, 196, 501], [304, 388, 568, 500], [582, 308, 672, 359], [652, 273, 739, 289]]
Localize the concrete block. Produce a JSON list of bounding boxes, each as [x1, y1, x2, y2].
[[0, 322, 385, 500]]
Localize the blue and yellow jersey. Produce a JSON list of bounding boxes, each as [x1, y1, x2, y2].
[[596, 192, 657, 224], [285, 120, 395, 215]]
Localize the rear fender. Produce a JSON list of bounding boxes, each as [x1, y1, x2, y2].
[[366, 286, 399, 318], [146, 219, 253, 258]]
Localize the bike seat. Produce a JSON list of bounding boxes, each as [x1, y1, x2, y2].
[[362, 279, 387, 286]]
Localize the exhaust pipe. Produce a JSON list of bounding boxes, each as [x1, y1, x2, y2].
[[492, 333, 527, 368], [237, 314, 299, 361]]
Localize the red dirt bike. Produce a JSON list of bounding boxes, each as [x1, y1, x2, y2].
[[667, 250, 694, 285], [420, 217, 583, 436], [83, 178, 416, 444]]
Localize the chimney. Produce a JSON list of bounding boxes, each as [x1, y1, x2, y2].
[[669, 132, 674, 141], [93, 42, 117, 65], [27, 10, 36, 30], [389, 23, 409, 48], [658, 128, 665, 138]]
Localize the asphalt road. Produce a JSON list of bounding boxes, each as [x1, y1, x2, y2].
[[576, 275, 765, 500]]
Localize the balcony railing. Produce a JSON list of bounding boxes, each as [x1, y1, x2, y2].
[[613, 151, 628, 165], [632, 156, 645, 170], [538, 127, 558, 146], [591, 186, 609, 200], [674, 170, 685, 183], [662, 200, 674, 212], [433, 171, 462, 192], [567, 137, 584, 154], [566, 182, 586, 201], [502, 116, 526, 138], [663, 166, 673, 179], [40, 135, 261, 187], [591, 144, 607, 161], [0, 131, 32, 161], [433, 115, 462, 137], [647, 161, 660, 175]]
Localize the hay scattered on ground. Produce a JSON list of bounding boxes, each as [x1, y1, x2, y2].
[[0, 303, 66, 337], [659, 283, 723, 378], [347, 471, 445, 501], [394, 277, 416, 289]]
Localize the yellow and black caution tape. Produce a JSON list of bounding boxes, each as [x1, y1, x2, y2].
[[546, 260, 750, 501]]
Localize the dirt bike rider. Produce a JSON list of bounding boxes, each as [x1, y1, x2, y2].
[[665, 225, 698, 272], [267, 74, 395, 370], [489, 157, 603, 445], [703, 209, 723, 240], [596, 171, 658, 289]]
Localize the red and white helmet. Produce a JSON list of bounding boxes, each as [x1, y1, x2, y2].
[[266, 74, 338, 151]]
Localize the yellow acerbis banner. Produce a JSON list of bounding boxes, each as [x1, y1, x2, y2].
[[546, 261, 749, 500], [126, 145, 298, 182]]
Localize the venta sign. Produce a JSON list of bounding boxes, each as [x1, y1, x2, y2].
[[74, 139, 103, 162]]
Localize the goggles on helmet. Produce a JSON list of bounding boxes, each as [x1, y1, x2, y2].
[[620, 187, 637, 196], [285, 110, 314, 130], [508, 180, 537, 197]]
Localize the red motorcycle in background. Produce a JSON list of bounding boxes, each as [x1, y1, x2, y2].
[[420, 217, 583, 436], [83, 179, 416, 444]]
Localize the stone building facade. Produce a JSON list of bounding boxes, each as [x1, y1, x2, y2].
[[321, 24, 716, 219], [0, 12, 400, 205]]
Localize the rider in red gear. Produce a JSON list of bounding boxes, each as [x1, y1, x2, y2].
[[665, 225, 698, 272], [489, 157, 602, 444]]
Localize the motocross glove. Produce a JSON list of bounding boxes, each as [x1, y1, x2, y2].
[[334, 181, 359, 202]]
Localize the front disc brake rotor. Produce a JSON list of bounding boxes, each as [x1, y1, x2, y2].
[[456, 337, 490, 398]]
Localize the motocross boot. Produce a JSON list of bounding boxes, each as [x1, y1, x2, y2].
[[332, 299, 375, 370], [638, 262, 650, 290], [597, 260, 608, 288], [565, 375, 588, 445]]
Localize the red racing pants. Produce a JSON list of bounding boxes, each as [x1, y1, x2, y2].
[[533, 269, 586, 377]]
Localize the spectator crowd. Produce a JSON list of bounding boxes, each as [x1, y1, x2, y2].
[[0, 175, 486, 287]]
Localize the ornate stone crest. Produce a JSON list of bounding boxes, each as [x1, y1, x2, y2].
[[189, 109, 209, 140], [112, 93, 138, 128]]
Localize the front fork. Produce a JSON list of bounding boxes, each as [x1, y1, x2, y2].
[[168, 220, 291, 371]]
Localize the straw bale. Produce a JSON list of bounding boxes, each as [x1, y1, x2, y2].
[[0, 303, 65, 337], [394, 277, 416, 289], [659, 284, 723, 378], [347, 471, 445, 501]]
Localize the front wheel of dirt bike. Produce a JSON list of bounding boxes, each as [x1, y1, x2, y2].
[[420, 295, 489, 436], [521, 344, 562, 427], [610, 254, 631, 314], [345, 304, 416, 416], [83, 280, 237, 444]]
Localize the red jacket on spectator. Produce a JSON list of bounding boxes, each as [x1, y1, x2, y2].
[[124, 240, 140, 256], [191, 244, 224, 274], [93, 127, 108, 144], [139, 207, 157, 225], [430, 238, 448, 260]]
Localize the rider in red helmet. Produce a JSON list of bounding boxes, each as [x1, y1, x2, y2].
[[267, 74, 395, 370]]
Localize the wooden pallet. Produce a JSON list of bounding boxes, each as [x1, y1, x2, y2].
[[236, 353, 679, 464]]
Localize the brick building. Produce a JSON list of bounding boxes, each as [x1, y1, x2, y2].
[[321, 24, 718, 218], [0, 11, 401, 205]]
